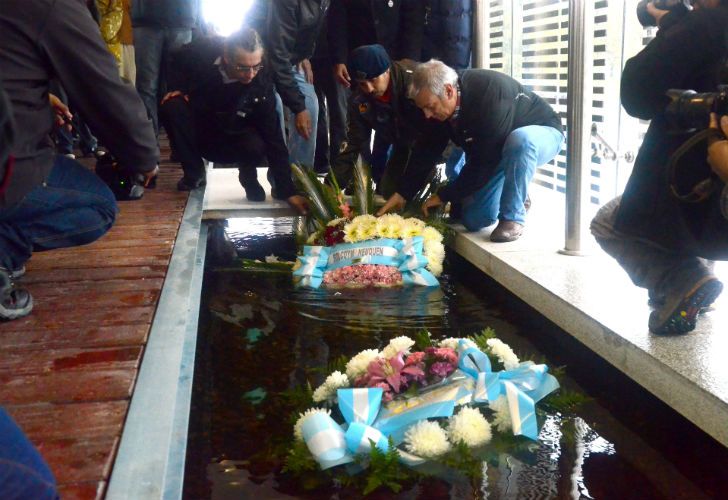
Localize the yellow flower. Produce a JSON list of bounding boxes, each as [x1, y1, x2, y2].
[[422, 226, 444, 243]]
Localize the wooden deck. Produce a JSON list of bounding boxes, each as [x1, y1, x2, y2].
[[0, 150, 189, 499]]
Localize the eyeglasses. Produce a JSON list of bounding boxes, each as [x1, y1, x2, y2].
[[230, 63, 264, 74]]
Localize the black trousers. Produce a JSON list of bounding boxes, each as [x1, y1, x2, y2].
[[311, 57, 348, 172], [160, 97, 266, 182]]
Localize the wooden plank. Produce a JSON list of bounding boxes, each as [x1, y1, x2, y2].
[[31, 277, 165, 297], [44, 245, 172, 259], [39, 435, 118, 484], [6, 401, 127, 441], [19, 266, 166, 285], [0, 346, 142, 376], [58, 482, 104, 500], [0, 305, 155, 331], [26, 254, 170, 270], [76, 238, 176, 250], [0, 324, 148, 350], [0, 369, 136, 404]]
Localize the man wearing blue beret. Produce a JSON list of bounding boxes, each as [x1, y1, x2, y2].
[[330, 44, 447, 196]]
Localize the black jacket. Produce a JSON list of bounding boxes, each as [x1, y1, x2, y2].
[[615, 6, 728, 259], [332, 60, 444, 187], [0, 80, 13, 196], [131, 0, 200, 29], [267, 0, 330, 114], [422, 0, 472, 70], [327, 0, 424, 65], [168, 37, 297, 199], [0, 0, 158, 208], [400, 69, 563, 201]]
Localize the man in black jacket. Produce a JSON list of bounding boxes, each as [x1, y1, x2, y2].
[[590, 0, 728, 334], [328, 0, 424, 183], [160, 28, 308, 213], [0, 0, 159, 320], [379, 60, 563, 242], [330, 44, 445, 197], [266, 0, 330, 168]]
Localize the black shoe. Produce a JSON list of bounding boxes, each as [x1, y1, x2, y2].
[[0, 265, 26, 280], [177, 177, 206, 191], [648, 276, 723, 334], [0, 269, 33, 320], [242, 179, 266, 202]]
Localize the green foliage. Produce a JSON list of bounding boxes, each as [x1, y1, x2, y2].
[[413, 329, 434, 351], [469, 327, 497, 351], [310, 354, 348, 377], [540, 389, 590, 414], [283, 440, 319, 475], [237, 258, 294, 273], [291, 163, 340, 224], [280, 383, 314, 422], [351, 158, 375, 216], [439, 441, 483, 480], [358, 439, 413, 495]]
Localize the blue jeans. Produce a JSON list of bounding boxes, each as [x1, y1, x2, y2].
[[284, 66, 318, 168], [134, 27, 192, 135], [459, 125, 563, 231], [0, 407, 59, 499], [0, 156, 117, 270], [445, 146, 465, 180]]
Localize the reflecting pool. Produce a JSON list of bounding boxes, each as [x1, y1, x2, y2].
[[184, 218, 728, 499]]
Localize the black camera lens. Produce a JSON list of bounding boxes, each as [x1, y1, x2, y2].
[[666, 88, 728, 132]]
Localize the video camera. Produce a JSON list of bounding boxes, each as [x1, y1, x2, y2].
[[636, 0, 692, 27], [95, 153, 147, 200], [666, 86, 728, 132]]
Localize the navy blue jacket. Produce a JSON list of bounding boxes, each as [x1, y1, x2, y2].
[[422, 0, 472, 70], [132, 0, 200, 29]]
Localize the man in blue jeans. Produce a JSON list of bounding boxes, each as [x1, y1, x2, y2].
[[132, 0, 200, 136], [0, 407, 59, 499], [378, 60, 563, 242], [0, 0, 159, 320]]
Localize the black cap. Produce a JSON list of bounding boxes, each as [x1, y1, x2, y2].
[[348, 44, 391, 81]]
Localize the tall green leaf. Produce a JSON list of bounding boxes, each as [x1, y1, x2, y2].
[[291, 163, 338, 224], [351, 157, 375, 215]]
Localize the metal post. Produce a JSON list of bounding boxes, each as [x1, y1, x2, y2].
[[472, 0, 489, 69], [561, 0, 594, 255]]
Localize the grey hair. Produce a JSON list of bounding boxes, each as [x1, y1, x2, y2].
[[408, 59, 458, 99], [225, 26, 264, 54]]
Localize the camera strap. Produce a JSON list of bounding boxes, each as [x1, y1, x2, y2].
[[669, 128, 722, 203]]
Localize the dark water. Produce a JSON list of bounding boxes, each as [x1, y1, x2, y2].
[[185, 219, 728, 499]]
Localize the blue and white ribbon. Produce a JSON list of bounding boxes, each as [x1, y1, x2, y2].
[[294, 237, 440, 288]]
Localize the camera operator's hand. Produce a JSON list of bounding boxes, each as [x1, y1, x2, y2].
[[295, 110, 312, 140], [48, 93, 72, 130], [646, 2, 670, 27], [708, 113, 728, 183]]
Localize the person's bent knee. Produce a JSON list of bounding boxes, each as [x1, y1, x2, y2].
[[503, 128, 537, 157], [462, 211, 496, 232]]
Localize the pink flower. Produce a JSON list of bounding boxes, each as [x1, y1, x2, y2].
[[430, 361, 456, 379], [426, 347, 459, 365], [405, 351, 426, 366], [366, 352, 425, 394]]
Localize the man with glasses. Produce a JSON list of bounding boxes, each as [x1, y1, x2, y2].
[[160, 27, 308, 214]]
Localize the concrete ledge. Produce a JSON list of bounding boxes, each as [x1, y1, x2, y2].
[[451, 187, 728, 447]]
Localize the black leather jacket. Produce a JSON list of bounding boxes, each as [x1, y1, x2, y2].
[[267, 0, 330, 114]]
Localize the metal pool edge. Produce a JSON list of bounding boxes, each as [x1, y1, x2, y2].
[[106, 187, 206, 500]]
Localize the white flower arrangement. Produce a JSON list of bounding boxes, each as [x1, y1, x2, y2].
[[448, 406, 492, 447], [438, 337, 477, 350], [312, 371, 349, 404], [375, 213, 405, 239], [486, 338, 520, 370], [404, 420, 451, 458], [327, 217, 349, 227], [380, 335, 415, 359], [401, 217, 426, 238], [490, 395, 512, 433], [345, 348, 380, 380], [294, 407, 331, 441]]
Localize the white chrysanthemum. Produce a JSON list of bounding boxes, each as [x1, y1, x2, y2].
[[327, 217, 349, 227], [376, 214, 404, 239], [343, 222, 364, 243], [265, 254, 280, 263], [422, 226, 444, 243], [404, 421, 451, 458], [424, 242, 445, 269], [293, 407, 331, 441], [490, 395, 512, 433], [401, 218, 426, 238], [345, 349, 380, 379], [486, 338, 520, 370], [351, 214, 377, 227], [438, 337, 475, 350], [381, 336, 415, 359], [427, 260, 443, 277], [312, 370, 350, 403], [448, 407, 492, 447]]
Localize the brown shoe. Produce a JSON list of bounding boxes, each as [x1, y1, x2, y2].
[[490, 220, 524, 242]]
